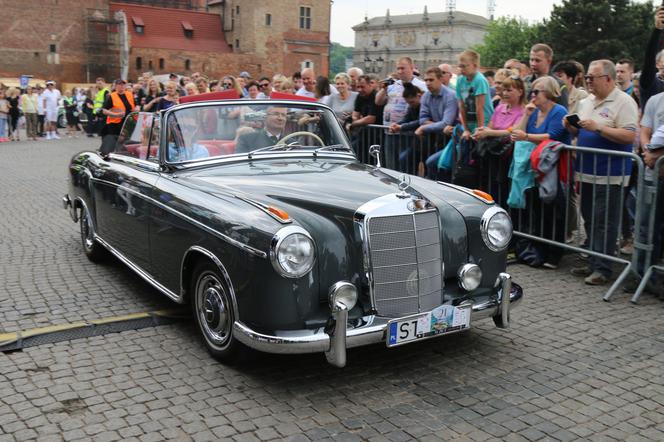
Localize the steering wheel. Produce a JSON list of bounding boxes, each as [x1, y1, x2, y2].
[[277, 131, 325, 147]]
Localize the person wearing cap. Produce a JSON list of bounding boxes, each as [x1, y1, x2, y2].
[[42, 81, 62, 140], [100, 79, 137, 153]]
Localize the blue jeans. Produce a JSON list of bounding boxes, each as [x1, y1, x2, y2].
[[580, 182, 622, 278], [0, 117, 7, 138]]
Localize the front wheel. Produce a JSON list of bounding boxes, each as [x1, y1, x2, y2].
[[79, 204, 108, 262], [190, 260, 246, 362]]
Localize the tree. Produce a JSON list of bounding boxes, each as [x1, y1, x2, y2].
[[472, 17, 540, 68], [329, 42, 354, 77], [539, 0, 654, 69]]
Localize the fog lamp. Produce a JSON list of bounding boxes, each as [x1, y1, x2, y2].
[[458, 264, 482, 291], [328, 281, 357, 310]]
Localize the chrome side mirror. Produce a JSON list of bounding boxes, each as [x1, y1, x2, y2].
[[369, 145, 381, 168]]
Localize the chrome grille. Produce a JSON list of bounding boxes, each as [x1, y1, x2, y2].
[[367, 210, 443, 317]]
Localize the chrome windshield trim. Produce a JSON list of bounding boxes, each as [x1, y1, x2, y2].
[[94, 234, 181, 303], [160, 99, 355, 167], [90, 177, 267, 259]]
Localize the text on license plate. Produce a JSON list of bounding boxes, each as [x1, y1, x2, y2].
[[387, 305, 471, 347]]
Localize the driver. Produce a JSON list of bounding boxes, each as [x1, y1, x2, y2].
[[235, 106, 288, 153]]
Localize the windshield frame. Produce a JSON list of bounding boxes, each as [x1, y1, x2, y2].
[[159, 99, 355, 167]]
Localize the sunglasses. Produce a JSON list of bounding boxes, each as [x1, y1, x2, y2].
[[260, 83, 270, 88], [530, 89, 542, 96], [223, 83, 233, 87]]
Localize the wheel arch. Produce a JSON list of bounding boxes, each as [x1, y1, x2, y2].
[[180, 246, 239, 318]]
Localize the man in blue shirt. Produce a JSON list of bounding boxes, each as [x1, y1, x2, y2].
[[417, 67, 458, 179]]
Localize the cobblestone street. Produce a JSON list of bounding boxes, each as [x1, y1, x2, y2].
[[1, 136, 663, 441]]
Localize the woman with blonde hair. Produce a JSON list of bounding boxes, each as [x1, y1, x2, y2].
[[142, 79, 163, 111], [184, 82, 198, 96], [7, 88, 20, 141], [275, 78, 295, 94], [221, 75, 244, 97], [328, 72, 357, 125], [20, 86, 39, 141]]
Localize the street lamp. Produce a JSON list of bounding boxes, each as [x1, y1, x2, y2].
[[364, 56, 384, 74]]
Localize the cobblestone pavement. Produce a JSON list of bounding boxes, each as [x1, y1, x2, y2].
[[1, 136, 663, 441]]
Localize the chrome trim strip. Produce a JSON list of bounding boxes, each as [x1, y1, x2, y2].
[[175, 151, 357, 170], [232, 277, 523, 362], [94, 234, 181, 303], [180, 246, 239, 316], [89, 177, 267, 259], [108, 153, 161, 171]]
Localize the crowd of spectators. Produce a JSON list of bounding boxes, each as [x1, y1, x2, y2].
[[1, 8, 664, 294]]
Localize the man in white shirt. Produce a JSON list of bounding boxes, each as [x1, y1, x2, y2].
[[42, 80, 62, 139], [296, 68, 317, 98], [375, 57, 427, 169]]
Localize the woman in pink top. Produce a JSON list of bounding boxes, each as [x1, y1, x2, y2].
[[473, 76, 527, 207], [474, 75, 526, 137]]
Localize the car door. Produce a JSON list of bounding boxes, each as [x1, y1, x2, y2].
[[92, 113, 159, 271]]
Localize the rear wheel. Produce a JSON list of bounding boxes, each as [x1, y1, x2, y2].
[[79, 204, 108, 262], [190, 260, 246, 362]]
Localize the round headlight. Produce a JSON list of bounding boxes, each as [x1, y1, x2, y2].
[[458, 263, 482, 291], [329, 281, 357, 310], [481, 207, 513, 251], [270, 226, 316, 278]]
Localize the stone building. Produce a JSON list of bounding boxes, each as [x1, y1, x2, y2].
[[352, 7, 488, 77], [0, 0, 331, 85]]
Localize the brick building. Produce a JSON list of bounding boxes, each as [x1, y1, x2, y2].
[[0, 0, 331, 85]]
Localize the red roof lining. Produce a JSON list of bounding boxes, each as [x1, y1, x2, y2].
[[181, 21, 193, 31], [132, 16, 144, 26]]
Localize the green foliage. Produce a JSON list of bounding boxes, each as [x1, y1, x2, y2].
[[329, 42, 353, 77], [472, 17, 540, 68], [474, 1, 654, 70], [538, 0, 654, 69]]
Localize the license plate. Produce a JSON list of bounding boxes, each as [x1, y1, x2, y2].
[[387, 304, 471, 347]]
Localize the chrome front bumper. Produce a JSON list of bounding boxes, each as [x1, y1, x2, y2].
[[233, 273, 522, 367]]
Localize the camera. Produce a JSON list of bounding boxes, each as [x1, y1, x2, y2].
[[381, 77, 395, 86]]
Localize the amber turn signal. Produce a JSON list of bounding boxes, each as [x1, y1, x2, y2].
[[472, 189, 494, 202], [268, 206, 290, 221]]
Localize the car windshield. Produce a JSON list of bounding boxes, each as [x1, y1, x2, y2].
[[165, 101, 351, 163]]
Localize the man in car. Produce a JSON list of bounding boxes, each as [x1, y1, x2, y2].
[[235, 106, 289, 153]]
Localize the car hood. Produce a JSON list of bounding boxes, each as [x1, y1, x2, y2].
[[182, 159, 415, 216]]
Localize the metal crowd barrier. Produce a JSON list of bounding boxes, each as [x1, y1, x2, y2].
[[352, 126, 662, 303], [631, 155, 664, 303]]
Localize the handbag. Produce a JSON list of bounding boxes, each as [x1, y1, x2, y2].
[[476, 136, 513, 157], [452, 137, 479, 188]]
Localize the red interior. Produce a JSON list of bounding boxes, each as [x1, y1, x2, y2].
[[196, 140, 236, 156]]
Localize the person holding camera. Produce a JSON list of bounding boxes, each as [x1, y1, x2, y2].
[[375, 57, 426, 169]]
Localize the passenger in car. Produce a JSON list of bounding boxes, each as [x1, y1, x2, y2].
[[235, 106, 288, 153]]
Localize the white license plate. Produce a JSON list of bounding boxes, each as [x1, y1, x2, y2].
[[386, 304, 471, 347]]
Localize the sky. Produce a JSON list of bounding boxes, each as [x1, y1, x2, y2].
[[330, 0, 562, 46]]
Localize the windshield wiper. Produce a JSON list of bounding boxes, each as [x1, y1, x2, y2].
[[246, 144, 291, 159], [313, 144, 355, 156]]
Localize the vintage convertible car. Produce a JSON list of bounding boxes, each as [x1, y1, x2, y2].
[[63, 96, 523, 367]]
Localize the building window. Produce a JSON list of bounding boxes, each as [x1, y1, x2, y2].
[[235, 39, 240, 49], [236, 5, 239, 14], [136, 57, 142, 70], [148, 60, 153, 70], [132, 17, 145, 34], [185, 59, 191, 70], [182, 21, 194, 38], [299, 6, 311, 29], [265, 13, 271, 26], [49, 44, 56, 53], [301, 59, 313, 70], [159, 58, 164, 69]]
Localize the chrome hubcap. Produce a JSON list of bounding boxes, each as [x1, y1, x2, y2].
[[197, 275, 230, 346]]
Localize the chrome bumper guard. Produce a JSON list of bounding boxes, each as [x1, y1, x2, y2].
[[233, 273, 522, 368]]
